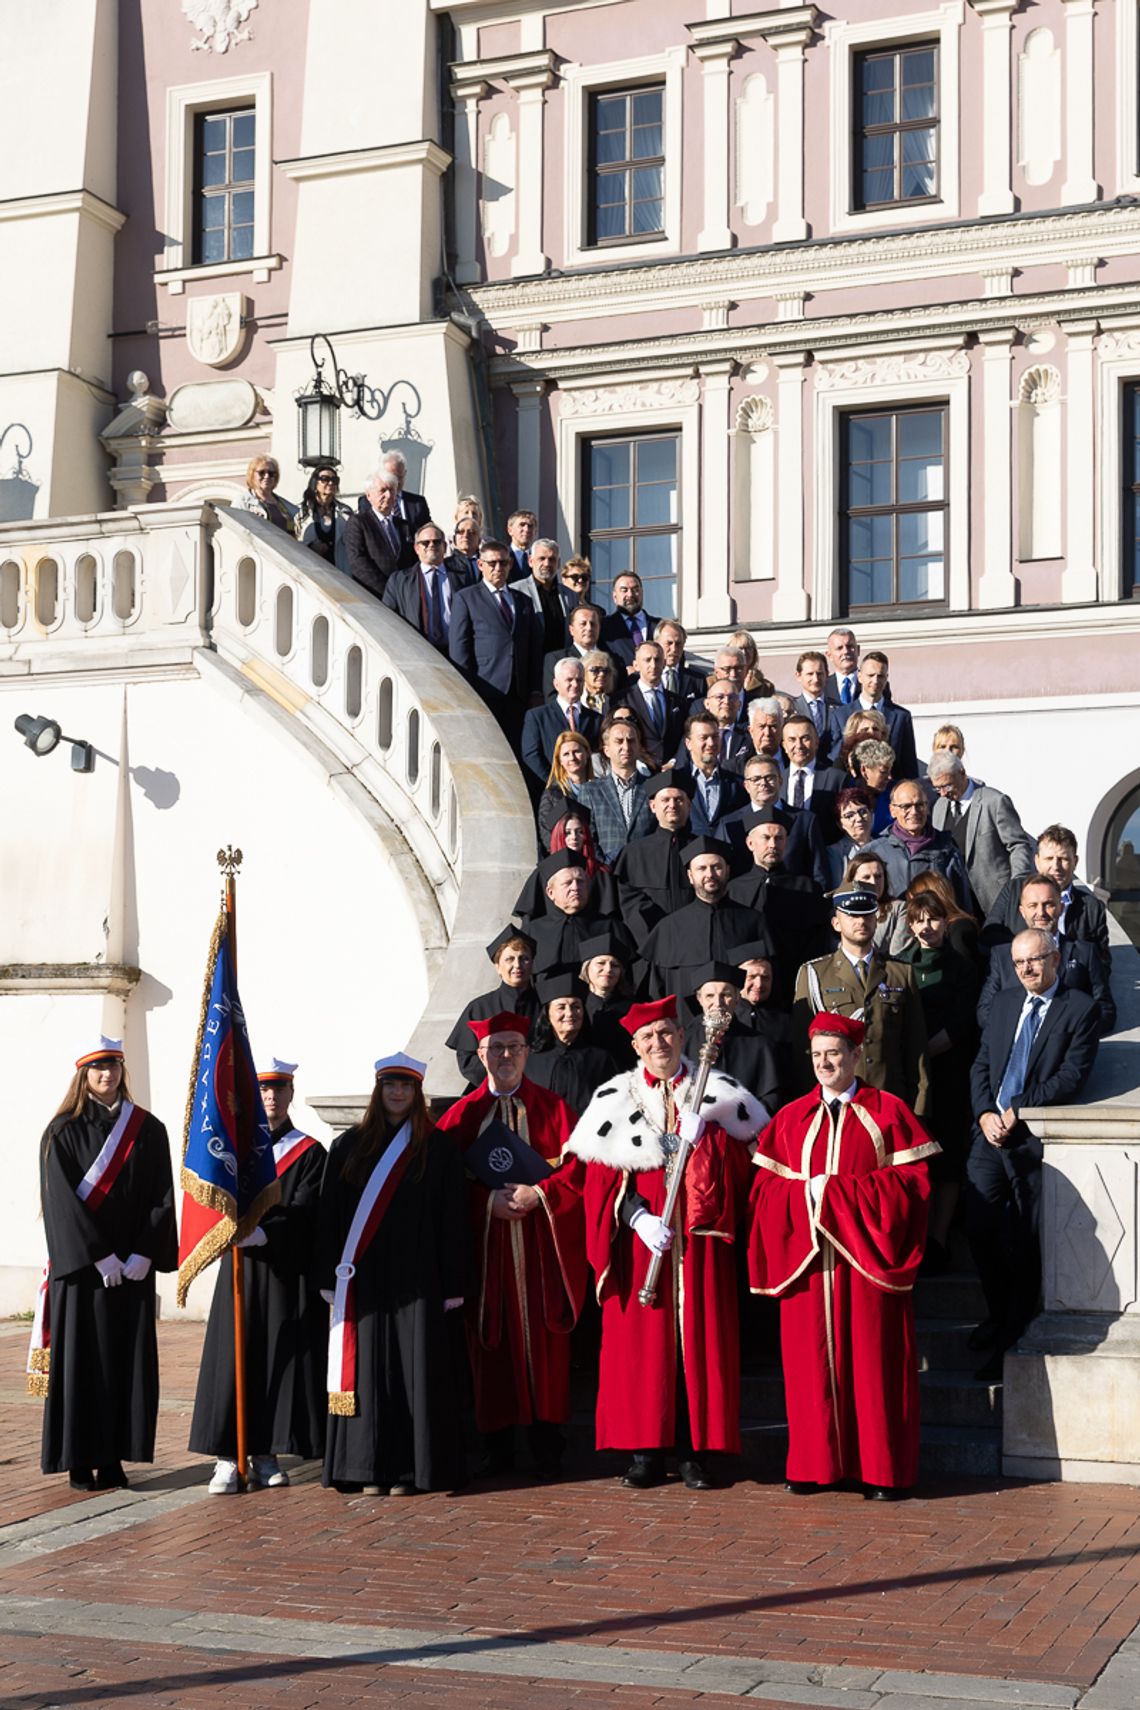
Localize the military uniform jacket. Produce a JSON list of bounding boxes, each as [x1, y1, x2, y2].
[[791, 947, 930, 1116]]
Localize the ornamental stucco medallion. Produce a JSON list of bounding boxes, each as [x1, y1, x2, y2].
[[182, 1, 258, 54], [187, 293, 247, 367]]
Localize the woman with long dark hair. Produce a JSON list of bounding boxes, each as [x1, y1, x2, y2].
[[315, 1053, 468, 1496], [36, 1037, 177, 1491], [294, 465, 352, 569]]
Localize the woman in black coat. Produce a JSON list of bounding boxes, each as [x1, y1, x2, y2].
[[314, 1054, 468, 1496], [37, 1038, 177, 1491], [523, 973, 617, 1117]]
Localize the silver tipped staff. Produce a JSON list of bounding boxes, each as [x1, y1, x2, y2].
[[638, 1007, 734, 1308]]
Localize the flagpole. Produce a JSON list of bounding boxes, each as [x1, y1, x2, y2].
[[219, 845, 250, 1494]]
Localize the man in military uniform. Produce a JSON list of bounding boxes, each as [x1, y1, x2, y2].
[[791, 888, 929, 1115]]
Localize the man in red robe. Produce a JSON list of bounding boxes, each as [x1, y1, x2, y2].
[[436, 1012, 584, 1479], [748, 1012, 939, 1499], [515, 995, 767, 1490]]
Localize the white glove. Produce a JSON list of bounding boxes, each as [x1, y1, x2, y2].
[[678, 1110, 706, 1147], [631, 1209, 674, 1255], [122, 1253, 152, 1282], [95, 1254, 124, 1287], [237, 1227, 267, 1249], [320, 1288, 335, 1305], [443, 1296, 464, 1312], [809, 1174, 827, 1209]]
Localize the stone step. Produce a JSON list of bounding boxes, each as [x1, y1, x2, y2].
[[916, 1319, 979, 1373], [913, 1270, 989, 1321], [919, 1423, 1003, 1478]]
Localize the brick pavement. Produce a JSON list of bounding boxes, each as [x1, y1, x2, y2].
[[1, 1320, 1139, 1710]]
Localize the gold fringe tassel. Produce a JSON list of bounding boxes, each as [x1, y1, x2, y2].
[[26, 1371, 49, 1399], [26, 1345, 50, 1398], [328, 1390, 357, 1417]]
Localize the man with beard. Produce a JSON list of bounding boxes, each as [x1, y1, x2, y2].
[[612, 768, 696, 945], [728, 808, 832, 1003], [640, 838, 771, 999]]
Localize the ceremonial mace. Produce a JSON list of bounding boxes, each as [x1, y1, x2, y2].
[[638, 1007, 733, 1308]]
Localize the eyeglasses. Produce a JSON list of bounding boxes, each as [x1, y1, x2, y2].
[[315, 474, 338, 485], [485, 1042, 527, 1056], [894, 801, 926, 814], [417, 536, 446, 548], [1012, 956, 1052, 972], [482, 557, 509, 568], [563, 573, 589, 584]]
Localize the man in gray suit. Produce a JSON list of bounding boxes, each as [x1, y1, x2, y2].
[[928, 751, 1035, 917], [510, 538, 577, 655]]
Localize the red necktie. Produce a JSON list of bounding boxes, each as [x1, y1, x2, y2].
[[568, 703, 577, 732]]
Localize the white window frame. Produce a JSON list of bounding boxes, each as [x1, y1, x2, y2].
[[813, 369, 970, 618], [561, 49, 685, 268], [1097, 338, 1140, 604], [825, 3, 963, 234], [1115, 2, 1140, 195], [555, 386, 699, 625], [159, 72, 275, 290]]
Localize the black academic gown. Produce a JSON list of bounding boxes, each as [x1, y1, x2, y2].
[[585, 993, 637, 1069], [612, 827, 694, 946], [727, 865, 833, 1005], [189, 1131, 328, 1460], [523, 1037, 617, 1117], [315, 1124, 468, 1491], [639, 898, 773, 999], [682, 1015, 782, 1113], [39, 1099, 177, 1475], [530, 907, 613, 974], [447, 983, 541, 1085]]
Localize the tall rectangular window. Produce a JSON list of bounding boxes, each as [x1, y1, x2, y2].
[[1122, 383, 1140, 596], [841, 406, 948, 613], [587, 85, 665, 245], [854, 44, 939, 209], [193, 107, 256, 265], [582, 433, 679, 612]]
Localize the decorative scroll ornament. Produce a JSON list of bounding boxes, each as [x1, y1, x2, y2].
[[182, 1, 258, 54], [559, 378, 701, 418], [735, 395, 774, 433], [1099, 330, 1140, 362], [1018, 364, 1062, 407], [814, 350, 970, 391]]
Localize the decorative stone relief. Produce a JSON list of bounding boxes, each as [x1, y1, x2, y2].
[[735, 74, 774, 227], [167, 379, 260, 433], [1099, 330, 1140, 362], [814, 350, 970, 391], [559, 379, 701, 418], [186, 293, 247, 367], [482, 111, 516, 259], [735, 396, 773, 434], [182, 1, 258, 54], [1018, 364, 1062, 406], [1017, 29, 1061, 187]]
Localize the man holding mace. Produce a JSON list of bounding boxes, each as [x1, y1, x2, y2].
[[512, 996, 768, 1490], [747, 1013, 939, 1500]]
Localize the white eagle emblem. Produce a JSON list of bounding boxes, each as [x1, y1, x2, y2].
[[182, 1, 258, 55]]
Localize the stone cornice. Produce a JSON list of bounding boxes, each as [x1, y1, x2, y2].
[[687, 8, 819, 48], [276, 140, 451, 182], [467, 204, 1140, 325], [448, 49, 557, 89], [0, 187, 126, 234], [0, 963, 141, 995]]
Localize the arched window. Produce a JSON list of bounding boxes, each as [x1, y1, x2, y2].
[[1104, 784, 1140, 950]]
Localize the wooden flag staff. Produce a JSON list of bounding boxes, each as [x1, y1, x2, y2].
[[218, 844, 249, 1493]]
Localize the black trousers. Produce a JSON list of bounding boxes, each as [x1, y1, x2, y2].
[[963, 1125, 1043, 1345]]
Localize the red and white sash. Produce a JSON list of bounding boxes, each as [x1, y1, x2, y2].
[[327, 1122, 413, 1416], [272, 1128, 318, 1177], [76, 1101, 146, 1209], [25, 1264, 51, 1398]]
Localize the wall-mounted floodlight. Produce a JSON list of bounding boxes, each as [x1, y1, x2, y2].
[[14, 713, 95, 773]]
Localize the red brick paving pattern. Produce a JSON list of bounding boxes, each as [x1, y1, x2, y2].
[[2, 1322, 1139, 1697]]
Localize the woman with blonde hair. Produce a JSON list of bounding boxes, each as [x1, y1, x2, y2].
[[36, 1038, 177, 1492], [237, 455, 296, 532], [315, 1053, 467, 1495], [837, 708, 890, 776], [538, 729, 594, 851], [727, 629, 775, 696]]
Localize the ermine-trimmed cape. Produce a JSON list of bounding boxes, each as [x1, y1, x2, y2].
[[564, 1059, 769, 1171]]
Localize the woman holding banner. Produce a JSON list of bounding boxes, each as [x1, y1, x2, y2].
[[315, 1053, 468, 1496], [35, 1037, 177, 1491]]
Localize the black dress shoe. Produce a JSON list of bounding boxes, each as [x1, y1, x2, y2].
[[621, 1454, 667, 1489], [678, 1459, 714, 1491], [94, 1462, 128, 1490], [864, 1485, 908, 1501], [69, 1470, 95, 1492], [784, 1480, 817, 1495], [968, 1318, 1002, 1351]]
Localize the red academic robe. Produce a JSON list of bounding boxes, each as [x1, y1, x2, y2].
[[543, 1117, 754, 1454], [747, 1082, 939, 1489], [437, 1077, 585, 1431]]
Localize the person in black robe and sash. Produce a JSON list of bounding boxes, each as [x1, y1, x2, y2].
[[37, 1037, 177, 1491], [189, 1057, 328, 1493], [447, 927, 540, 1086], [524, 972, 617, 1116], [315, 1052, 468, 1496]]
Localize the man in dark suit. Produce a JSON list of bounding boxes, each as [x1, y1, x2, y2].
[[780, 715, 847, 830], [978, 936, 1115, 1039], [980, 875, 1114, 1037], [982, 847, 1112, 977], [505, 509, 537, 580], [966, 928, 1100, 1378], [511, 539, 577, 655], [578, 717, 653, 863], [345, 473, 403, 597], [674, 712, 748, 838], [826, 651, 916, 777], [448, 537, 543, 749], [824, 626, 860, 707], [928, 752, 1035, 918], [521, 657, 601, 785], [598, 572, 663, 666], [543, 603, 626, 699], [721, 755, 831, 890], [382, 521, 474, 649], [792, 649, 838, 765], [445, 512, 481, 583], [654, 619, 708, 705], [685, 679, 754, 775], [621, 640, 685, 766], [380, 451, 430, 563]]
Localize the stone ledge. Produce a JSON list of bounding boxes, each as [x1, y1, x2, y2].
[[0, 962, 140, 995]]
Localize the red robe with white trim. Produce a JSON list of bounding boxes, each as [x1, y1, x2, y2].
[[747, 1081, 938, 1488], [437, 1077, 585, 1431], [541, 1062, 767, 1454]]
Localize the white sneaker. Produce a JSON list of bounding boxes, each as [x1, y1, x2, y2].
[[251, 1455, 289, 1488], [208, 1459, 238, 1495]]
